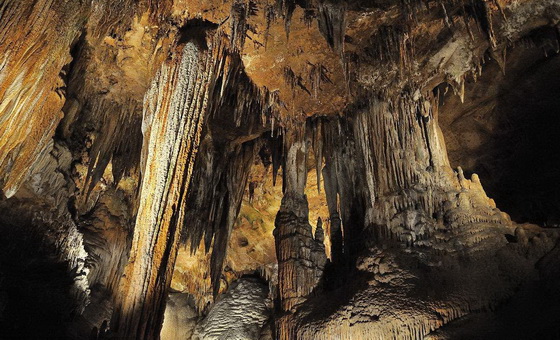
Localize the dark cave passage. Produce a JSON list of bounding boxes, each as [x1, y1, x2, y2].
[[439, 27, 560, 225], [0, 223, 77, 339]]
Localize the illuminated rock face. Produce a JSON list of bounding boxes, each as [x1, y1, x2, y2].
[[0, 0, 87, 197], [1, 0, 560, 339]]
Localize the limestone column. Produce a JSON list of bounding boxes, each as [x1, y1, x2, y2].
[[111, 35, 225, 339], [274, 126, 327, 338]]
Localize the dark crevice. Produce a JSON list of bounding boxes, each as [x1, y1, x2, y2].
[[439, 26, 560, 225]]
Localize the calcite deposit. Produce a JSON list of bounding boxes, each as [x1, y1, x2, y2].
[[1, 0, 560, 339]]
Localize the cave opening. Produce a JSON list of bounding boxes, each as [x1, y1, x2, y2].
[[439, 26, 560, 226]]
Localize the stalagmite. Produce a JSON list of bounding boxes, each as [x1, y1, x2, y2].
[[274, 126, 326, 309], [273, 126, 327, 340]]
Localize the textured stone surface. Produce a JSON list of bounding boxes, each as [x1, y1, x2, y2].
[[110, 35, 225, 338], [160, 293, 199, 340], [192, 278, 271, 340], [0, 0, 87, 196]]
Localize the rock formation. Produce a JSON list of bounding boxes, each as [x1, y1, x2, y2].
[[0, 0, 560, 339]]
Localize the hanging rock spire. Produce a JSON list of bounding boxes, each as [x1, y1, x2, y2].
[[317, 0, 347, 55]]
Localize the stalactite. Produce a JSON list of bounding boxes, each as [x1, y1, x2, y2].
[[181, 138, 259, 298], [307, 63, 333, 99], [83, 99, 143, 200], [205, 44, 277, 129], [264, 4, 278, 48], [317, 0, 347, 55], [110, 31, 228, 339], [208, 143, 256, 297], [271, 133, 284, 187], [283, 66, 311, 96], [231, 0, 258, 52], [321, 150, 343, 265], [400, 0, 425, 23], [320, 116, 366, 275], [465, 0, 498, 48], [309, 118, 323, 192], [276, 0, 297, 39], [304, 8, 316, 28], [365, 25, 414, 77]]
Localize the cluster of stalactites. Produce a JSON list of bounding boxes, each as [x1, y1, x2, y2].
[[231, 0, 258, 51], [351, 93, 445, 235], [356, 0, 509, 93], [81, 98, 144, 202], [263, 0, 347, 55], [354, 90, 452, 196], [176, 34, 281, 299], [350, 90, 514, 250], [181, 139, 259, 299], [206, 51, 278, 130], [318, 116, 367, 277], [365, 24, 416, 79]]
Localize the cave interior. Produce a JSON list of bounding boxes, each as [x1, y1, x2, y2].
[[0, 1, 560, 339]]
